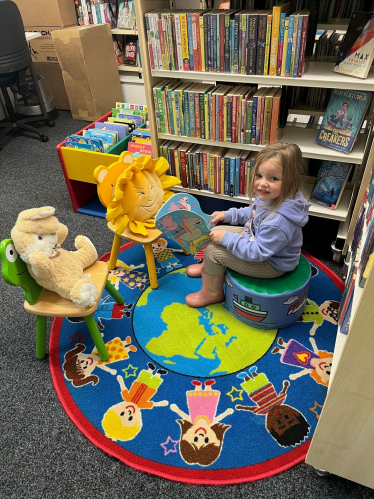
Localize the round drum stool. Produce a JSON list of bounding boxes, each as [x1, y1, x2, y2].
[[225, 254, 311, 330]]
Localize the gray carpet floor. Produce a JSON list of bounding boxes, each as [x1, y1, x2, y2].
[[0, 111, 372, 499]]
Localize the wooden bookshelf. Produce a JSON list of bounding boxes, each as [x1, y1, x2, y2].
[[118, 65, 142, 72], [111, 28, 138, 35]]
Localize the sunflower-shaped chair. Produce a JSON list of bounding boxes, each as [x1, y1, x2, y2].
[[94, 152, 181, 289]]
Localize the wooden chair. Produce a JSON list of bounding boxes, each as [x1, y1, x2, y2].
[[0, 238, 125, 360]]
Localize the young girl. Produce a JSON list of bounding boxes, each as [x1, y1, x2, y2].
[[185, 142, 310, 308]]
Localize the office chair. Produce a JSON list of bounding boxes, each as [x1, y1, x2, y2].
[[0, 0, 54, 150]]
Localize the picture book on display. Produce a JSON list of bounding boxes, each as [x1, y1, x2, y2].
[[315, 88, 372, 153], [309, 161, 353, 209], [117, 0, 135, 29], [155, 193, 213, 254], [334, 12, 374, 79]]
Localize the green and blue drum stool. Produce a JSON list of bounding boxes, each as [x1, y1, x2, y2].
[[225, 254, 311, 330]]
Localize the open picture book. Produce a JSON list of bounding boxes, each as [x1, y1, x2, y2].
[[155, 193, 213, 254]]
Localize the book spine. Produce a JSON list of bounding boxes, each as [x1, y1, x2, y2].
[[178, 90, 185, 136], [229, 156, 235, 196], [216, 14, 220, 73], [237, 94, 243, 144], [153, 14, 163, 70], [264, 14, 272, 76], [269, 95, 281, 143], [297, 14, 309, 77], [201, 16, 207, 72], [202, 150, 209, 190], [245, 100, 253, 144], [227, 95, 232, 142], [195, 91, 201, 138], [158, 19, 167, 70], [208, 152, 214, 192], [263, 95, 272, 145], [235, 156, 240, 197], [277, 12, 286, 76], [156, 86, 166, 134], [174, 90, 181, 136], [218, 93, 224, 142], [223, 156, 230, 195], [224, 14, 230, 73], [258, 95, 264, 145], [292, 14, 303, 77], [269, 5, 282, 76], [251, 95, 258, 144], [223, 95, 228, 142], [231, 94, 238, 143], [240, 13, 247, 75], [212, 14, 217, 72], [234, 13, 240, 74], [204, 92, 210, 140], [161, 15, 171, 70], [241, 96, 247, 144], [256, 13, 267, 75], [167, 89, 175, 135], [174, 148, 180, 179], [167, 13, 176, 70], [290, 14, 299, 76], [238, 14, 243, 74], [239, 157, 246, 196], [189, 90, 196, 138], [153, 88, 160, 132], [220, 13, 225, 73], [183, 90, 190, 137], [191, 14, 199, 71], [180, 148, 188, 188], [187, 13, 194, 71], [211, 92, 216, 141], [285, 15, 295, 77], [174, 14, 184, 71], [215, 94, 219, 142], [281, 18, 289, 76], [230, 20, 235, 73], [247, 13, 258, 75], [200, 93, 205, 139]]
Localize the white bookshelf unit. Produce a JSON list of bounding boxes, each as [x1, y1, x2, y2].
[[135, 0, 374, 488]]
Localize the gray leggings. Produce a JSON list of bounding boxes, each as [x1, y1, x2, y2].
[[203, 226, 285, 278]]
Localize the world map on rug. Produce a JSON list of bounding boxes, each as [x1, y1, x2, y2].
[[50, 242, 342, 485]]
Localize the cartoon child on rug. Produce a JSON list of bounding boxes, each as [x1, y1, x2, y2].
[[272, 336, 333, 387], [108, 260, 150, 291], [62, 336, 137, 387], [102, 363, 169, 441], [235, 367, 310, 447], [152, 238, 183, 271], [170, 379, 234, 467], [298, 298, 340, 335]]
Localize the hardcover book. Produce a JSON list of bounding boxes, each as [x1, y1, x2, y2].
[[315, 88, 372, 153], [334, 11, 374, 79], [309, 161, 353, 209]]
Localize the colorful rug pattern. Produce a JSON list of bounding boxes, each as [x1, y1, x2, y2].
[[50, 241, 343, 485]]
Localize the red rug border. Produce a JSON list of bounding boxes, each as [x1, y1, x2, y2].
[[49, 246, 343, 485]]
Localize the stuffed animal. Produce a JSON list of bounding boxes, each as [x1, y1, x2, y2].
[[11, 207, 99, 308]]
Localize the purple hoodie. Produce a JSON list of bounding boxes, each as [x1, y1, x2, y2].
[[221, 192, 310, 272]]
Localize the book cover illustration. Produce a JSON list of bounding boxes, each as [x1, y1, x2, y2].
[[113, 38, 125, 66], [315, 88, 372, 153], [309, 161, 353, 209], [334, 12, 374, 79], [124, 40, 137, 66], [155, 193, 213, 254], [117, 0, 135, 29]]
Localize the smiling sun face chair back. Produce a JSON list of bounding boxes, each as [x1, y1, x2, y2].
[[0, 238, 124, 360], [94, 152, 181, 289]]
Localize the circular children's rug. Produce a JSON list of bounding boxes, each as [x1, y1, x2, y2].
[[50, 241, 343, 485]]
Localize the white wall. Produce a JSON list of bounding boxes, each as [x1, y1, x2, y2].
[[119, 73, 147, 105]]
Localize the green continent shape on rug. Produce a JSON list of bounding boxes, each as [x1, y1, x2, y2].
[[136, 272, 277, 376]]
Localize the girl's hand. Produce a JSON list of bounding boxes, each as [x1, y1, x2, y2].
[[209, 230, 226, 245], [212, 211, 225, 226]]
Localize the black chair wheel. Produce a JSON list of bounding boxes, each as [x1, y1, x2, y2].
[[47, 120, 55, 127], [41, 134, 49, 142]]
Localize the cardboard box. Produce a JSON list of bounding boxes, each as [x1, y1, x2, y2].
[[27, 26, 76, 64], [13, 0, 77, 28], [52, 25, 123, 121], [33, 62, 70, 110]]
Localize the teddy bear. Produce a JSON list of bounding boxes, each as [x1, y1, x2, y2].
[[11, 206, 99, 309]]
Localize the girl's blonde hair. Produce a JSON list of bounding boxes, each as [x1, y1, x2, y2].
[[249, 142, 307, 212]]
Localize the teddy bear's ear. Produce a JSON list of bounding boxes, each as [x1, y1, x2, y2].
[[93, 165, 108, 185], [18, 206, 55, 222]]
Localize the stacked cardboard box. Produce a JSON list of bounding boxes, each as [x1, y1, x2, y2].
[[13, 0, 77, 109]]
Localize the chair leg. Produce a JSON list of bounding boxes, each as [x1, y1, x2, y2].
[[108, 233, 122, 270], [105, 280, 124, 305], [144, 244, 158, 290], [28, 64, 50, 121], [83, 314, 109, 361], [36, 315, 46, 359]]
